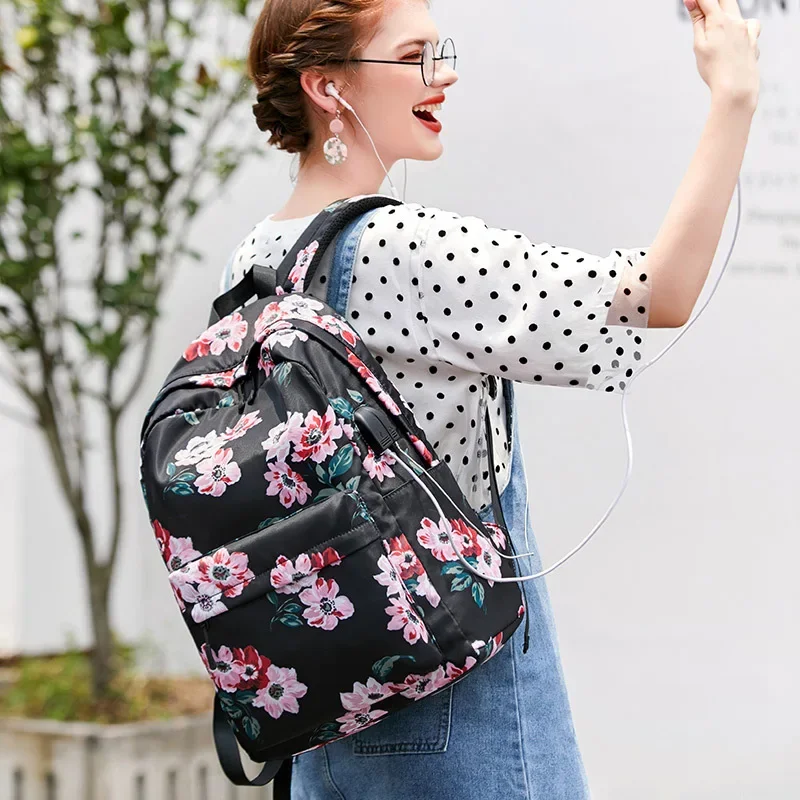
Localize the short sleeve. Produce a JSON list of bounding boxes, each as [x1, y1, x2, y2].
[[415, 210, 653, 392]]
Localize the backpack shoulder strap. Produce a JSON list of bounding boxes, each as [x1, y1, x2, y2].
[[209, 194, 401, 326]]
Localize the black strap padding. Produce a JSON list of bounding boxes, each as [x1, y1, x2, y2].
[[212, 692, 288, 789]]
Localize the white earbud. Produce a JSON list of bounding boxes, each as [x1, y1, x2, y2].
[[321, 81, 401, 201]]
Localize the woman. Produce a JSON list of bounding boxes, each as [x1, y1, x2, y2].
[[218, 0, 760, 797]]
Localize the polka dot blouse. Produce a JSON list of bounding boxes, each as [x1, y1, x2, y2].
[[218, 195, 652, 515]]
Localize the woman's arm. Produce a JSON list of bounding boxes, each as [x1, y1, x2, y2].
[[644, 94, 756, 328]]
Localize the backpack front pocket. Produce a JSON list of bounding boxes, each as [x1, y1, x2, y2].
[[177, 489, 446, 757]]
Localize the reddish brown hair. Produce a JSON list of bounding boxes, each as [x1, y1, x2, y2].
[[248, 0, 387, 158]]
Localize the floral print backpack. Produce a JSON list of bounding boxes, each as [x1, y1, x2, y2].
[[138, 195, 527, 794]]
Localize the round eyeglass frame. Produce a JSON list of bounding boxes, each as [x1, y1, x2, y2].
[[328, 37, 457, 87]]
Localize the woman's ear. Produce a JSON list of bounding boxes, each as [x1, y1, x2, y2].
[[300, 71, 339, 115]]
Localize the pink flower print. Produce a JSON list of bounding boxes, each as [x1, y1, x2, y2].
[[206, 645, 246, 692], [264, 461, 312, 508], [316, 314, 360, 348], [299, 577, 355, 631], [340, 678, 396, 712], [417, 517, 458, 563], [378, 391, 402, 417], [409, 434, 434, 466], [309, 546, 343, 571], [169, 580, 186, 612], [219, 411, 263, 443], [474, 534, 503, 585], [288, 406, 343, 464], [288, 240, 319, 292], [484, 521, 508, 552], [270, 553, 318, 595], [373, 554, 405, 599], [187, 367, 239, 389], [174, 431, 225, 466], [197, 548, 255, 598], [385, 598, 428, 645], [390, 666, 447, 700], [232, 646, 272, 691], [204, 312, 249, 357], [518, 604, 525, 618], [445, 657, 477, 681], [152, 520, 171, 562], [163, 534, 201, 572], [363, 447, 396, 482], [448, 519, 482, 559], [387, 535, 424, 581], [195, 447, 242, 497], [336, 708, 388, 735], [261, 413, 303, 463], [175, 580, 227, 623], [253, 664, 308, 719], [254, 301, 287, 343], [183, 337, 211, 362]]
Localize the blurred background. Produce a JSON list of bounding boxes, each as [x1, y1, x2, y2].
[[0, 0, 797, 798]]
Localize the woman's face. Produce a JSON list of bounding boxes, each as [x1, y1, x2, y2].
[[319, 0, 458, 166]]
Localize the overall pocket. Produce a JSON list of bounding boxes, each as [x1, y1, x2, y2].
[[173, 489, 446, 756]]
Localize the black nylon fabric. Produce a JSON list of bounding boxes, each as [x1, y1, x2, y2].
[[138, 195, 525, 788]]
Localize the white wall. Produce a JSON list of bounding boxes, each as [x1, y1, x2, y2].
[[5, 0, 798, 796]]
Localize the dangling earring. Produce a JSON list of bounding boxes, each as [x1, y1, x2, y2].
[[323, 108, 348, 165]]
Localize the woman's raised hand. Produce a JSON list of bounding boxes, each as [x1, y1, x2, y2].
[[683, 0, 761, 109]]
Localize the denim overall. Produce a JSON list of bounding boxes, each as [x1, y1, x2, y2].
[[288, 210, 593, 800]]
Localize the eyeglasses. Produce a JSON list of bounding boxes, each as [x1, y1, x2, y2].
[[329, 38, 457, 87]]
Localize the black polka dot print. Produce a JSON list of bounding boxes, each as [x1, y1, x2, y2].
[[219, 196, 652, 514]]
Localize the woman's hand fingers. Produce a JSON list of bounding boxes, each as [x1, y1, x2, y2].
[[718, 0, 744, 19]]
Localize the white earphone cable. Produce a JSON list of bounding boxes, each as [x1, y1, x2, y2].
[[326, 81, 743, 582]]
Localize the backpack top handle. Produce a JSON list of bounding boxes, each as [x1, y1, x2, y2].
[[209, 194, 402, 327]]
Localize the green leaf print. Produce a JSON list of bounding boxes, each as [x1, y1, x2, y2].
[[330, 396, 355, 420], [471, 581, 485, 609], [241, 714, 261, 740], [327, 444, 354, 479], [372, 655, 416, 681], [183, 411, 200, 425]]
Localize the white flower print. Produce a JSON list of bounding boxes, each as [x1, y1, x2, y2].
[[336, 709, 388, 736], [177, 580, 227, 623], [265, 328, 310, 350], [373, 554, 406, 599], [261, 413, 303, 462], [195, 447, 242, 497], [385, 597, 429, 645], [363, 447, 397, 482], [174, 431, 225, 467], [270, 553, 318, 595], [413, 572, 442, 609], [340, 678, 396, 712], [474, 534, 503, 585], [264, 461, 312, 508], [298, 577, 355, 631], [253, 665, 308, 719]]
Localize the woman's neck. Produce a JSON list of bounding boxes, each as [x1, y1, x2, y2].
[[271, 152, 395, 220]]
